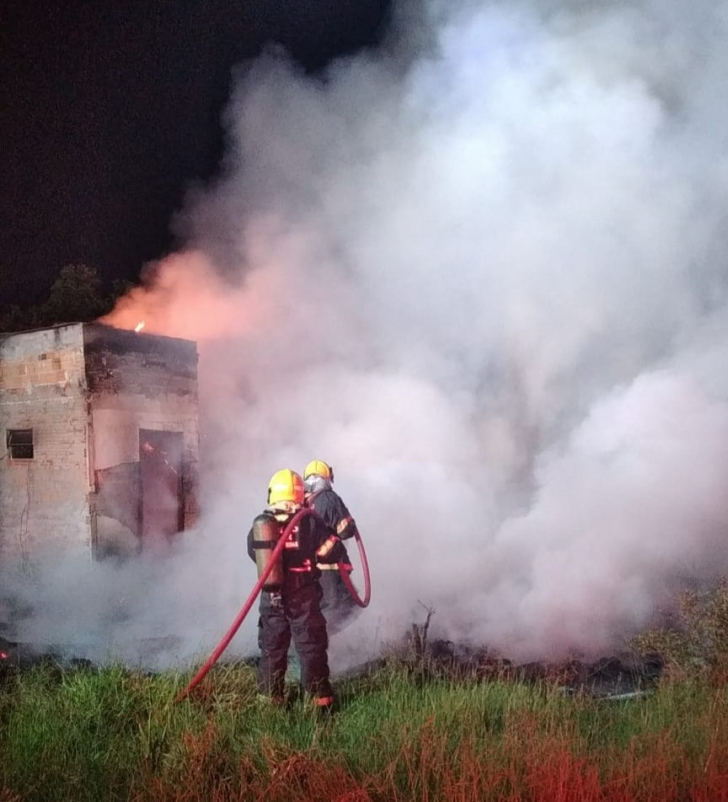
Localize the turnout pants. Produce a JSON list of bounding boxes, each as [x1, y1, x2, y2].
[[257, 580, 332, 701]]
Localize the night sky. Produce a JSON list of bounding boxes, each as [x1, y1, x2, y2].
[[0, 0, 391, 310]]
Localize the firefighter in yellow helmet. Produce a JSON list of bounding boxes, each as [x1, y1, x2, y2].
[[247, 468, 334, 710], [303, 460, 361, 635]]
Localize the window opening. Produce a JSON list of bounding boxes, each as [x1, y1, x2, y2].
[[6, 429, 34, 460]]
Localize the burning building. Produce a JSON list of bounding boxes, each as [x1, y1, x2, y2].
[[0, 323, 199, 562]]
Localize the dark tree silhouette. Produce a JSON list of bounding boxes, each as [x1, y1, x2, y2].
[[0, 264, 132, 332], [42, 263, 106, 325]]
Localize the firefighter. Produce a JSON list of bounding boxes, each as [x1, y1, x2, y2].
[[247, 468, 334, 710], [303, 459, 361, 634]]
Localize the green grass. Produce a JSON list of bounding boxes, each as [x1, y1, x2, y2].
[[2, 659, 728, 801]]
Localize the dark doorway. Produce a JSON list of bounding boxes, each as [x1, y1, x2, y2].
[[139, 429, 184, 545]]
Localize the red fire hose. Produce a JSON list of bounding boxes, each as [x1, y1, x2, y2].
[[175, 506, 315, 702], [175, 508, 372, 703], [339, 529, 371, 608]]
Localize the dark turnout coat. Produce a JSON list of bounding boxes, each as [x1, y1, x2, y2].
[[305, 488, 361, 634]]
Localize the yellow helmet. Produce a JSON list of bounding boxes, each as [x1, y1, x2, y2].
[[304, 459, 334, 482], [267, 469, 305, 506]]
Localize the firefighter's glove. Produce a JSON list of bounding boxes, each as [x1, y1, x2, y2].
[[316, 535, 340, 559], [336, 517, 357, 540]]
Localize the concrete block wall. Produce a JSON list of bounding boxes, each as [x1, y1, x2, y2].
[[0, 325, 93, 561]]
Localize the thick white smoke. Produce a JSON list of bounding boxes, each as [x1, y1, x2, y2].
[[9, 0, 728, 666]]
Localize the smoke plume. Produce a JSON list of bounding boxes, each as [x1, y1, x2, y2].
[[9, 0, 728, 667]]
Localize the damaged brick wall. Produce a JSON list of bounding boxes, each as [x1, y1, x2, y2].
[[83, 324, 199, 559]]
